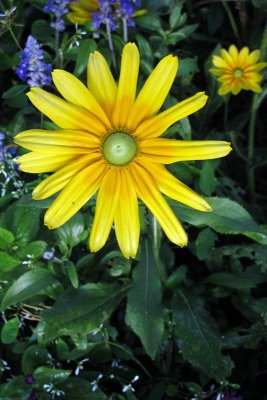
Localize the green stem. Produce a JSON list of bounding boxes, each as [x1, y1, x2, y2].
[[221, 1, 241, 45], [229, 131, 247, 163], [8, 26, 22, 50], [247, 94, 257, 203], [223, 95, 229, 132]]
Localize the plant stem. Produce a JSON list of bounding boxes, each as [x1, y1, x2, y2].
[[106, 21, 117, 74], [247, 94, 257, 203], [122, 17, 128, 42], [55, 28, 60, 68], [8, 26, 22, 50], [221, 1, 241, 45]]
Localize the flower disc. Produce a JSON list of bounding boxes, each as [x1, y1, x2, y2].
[[102, 132, 137, 166]]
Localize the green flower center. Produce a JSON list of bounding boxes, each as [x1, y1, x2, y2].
[[102, 131, 137, 166], [233, 69, 243, 78]]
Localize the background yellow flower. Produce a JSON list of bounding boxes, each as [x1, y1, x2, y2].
[[14, 43, 231, 258], [210, 45, 267, 95], [67, 0, 99, 24]]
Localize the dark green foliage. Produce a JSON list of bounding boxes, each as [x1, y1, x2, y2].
[[1, 0, 267, 399]]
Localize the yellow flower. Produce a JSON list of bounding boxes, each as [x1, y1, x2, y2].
[[67, 0, 99, 24], [14, 43, 231, 259], [210, 45, 267, 96]]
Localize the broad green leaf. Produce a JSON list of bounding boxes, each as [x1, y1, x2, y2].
[[202, 270, 267, 290], [31, 19, 54, 42], [126, 239, 164, 359], [170, 197, 267, 244], [3, 204, 41, 245], [39, 283, 127, 341], [1, 317, 19, 344], [1, 268, 56, 310], [0, 228, 15, 250], [22, 345, 50, 375], [34, 367, 71, 388], [136, 15, 162, 31], [55, 212, 85, 249], [58, 377, 108, 399], [169, 4, 182, 29], [172, 290, 233, 380], [16, 193, 53, 209], [0, 376, 32, 400], [16, 241, 47, 260], [0, 252, 20, 271]]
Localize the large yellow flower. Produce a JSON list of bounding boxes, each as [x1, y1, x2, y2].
[[67, 0, 99, 24], [14, 43, 231, 258], [210, 45, 267, 96]]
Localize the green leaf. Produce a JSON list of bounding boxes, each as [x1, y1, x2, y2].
[[2, 85, 28, 108], [0, 252, 20, 271], [74, 39, 97, 76], [172, 290, 233, 380], [39, 283, 126, 341], [31, 19, 54, 41], [1, 317, 19, 344], [195, 228, 217, 261], [170, 197, 267, 244], [135, 15, 162, 31], [66, 260, 79, 288], [126, 239, 164, 359], [16, 193, 53, 209], [203, 268, 267, 290], [34, 367, 71, 387], [1, 268, 56, 310], [16, 241, 47, 260], [55, 212, 85, 250], [199, 161, 217, 196], [0, 376, 32, 400], [3, 204, 41, 245], [0, 227, 15, 251], [22, 345, 49, 375], [58, 377, 108, 399], [169, 4, 182, 29], [167, 24, 198, 43]]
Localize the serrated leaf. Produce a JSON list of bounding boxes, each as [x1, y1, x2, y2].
[[39, 283, 126, 341], [170, 197, 267, 244], [172, 290, 233, 380], [126, 240, 164, 359], [1, 268, 56, 310]]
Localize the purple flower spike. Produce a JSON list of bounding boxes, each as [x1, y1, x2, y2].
[[43, 0, 73, 31], [16, 36, 52, 87]]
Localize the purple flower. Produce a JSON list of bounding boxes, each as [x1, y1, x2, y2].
[[16, 36, 52, 87], [25, 374, 35, 385], [44, 0, 73, 31], [92, 0, 117, 30], [116, 0, 140, 27]]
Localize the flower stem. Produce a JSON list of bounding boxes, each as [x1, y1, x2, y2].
[[122, 17, 128, 42], [8, 26, 22, 50], [221, 1, 241, 45], [246, 26, 267, 203], [106, 21, 117, 74]]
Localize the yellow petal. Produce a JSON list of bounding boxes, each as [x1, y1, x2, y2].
[[52, 69, 111, 129], [17, 152, 78, 173], [114, 169, 140, 258], [221, 48, 235, 68], [247, 49, 260, 65], [87, 51, 117, 120], [27, 88, 106, 135], [45, 160, 106, 229], [67, 0, 98, 24], [130, 163, 188, 247], [229, 45, 239, 63], [113, 43, 140, 128], [238, 47, 249, 68], [14, 129, 100, 154], [140, 138, 232, 163], [212, 55, 230, 70], [33, 154, 101, 200], [134, 92, 207, 139], [90, 168, 121, 253], [127, 54, 178, 130], [218, 85, 231, 96], [246, 62, 267, 72], [139, 159, 212, 212]]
